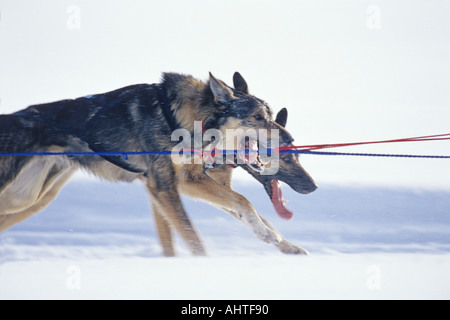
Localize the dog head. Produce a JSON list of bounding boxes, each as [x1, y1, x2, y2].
[[203, 72, 287, 172], [205, 72, 273, 126], [201, 72, 317, 220], [240, 107, 317, 220]]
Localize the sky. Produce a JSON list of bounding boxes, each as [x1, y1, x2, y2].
[[0, 0, 449, 189]]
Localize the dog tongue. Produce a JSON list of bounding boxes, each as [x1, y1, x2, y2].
[[271, 179, 294, 220]]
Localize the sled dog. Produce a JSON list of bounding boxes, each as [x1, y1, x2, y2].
[[0, 72, 317, 256]]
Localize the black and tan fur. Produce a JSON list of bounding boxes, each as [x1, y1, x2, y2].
[[0, 72, 316, 256]]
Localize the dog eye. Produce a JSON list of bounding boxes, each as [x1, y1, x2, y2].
[[254, 114, 264, 121], [282, 155, 293, 163]]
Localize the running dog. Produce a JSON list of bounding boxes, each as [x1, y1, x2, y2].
[[0, 72, 317, 256]]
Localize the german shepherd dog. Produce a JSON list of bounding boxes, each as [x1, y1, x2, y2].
[[0, 72, 317, 256]]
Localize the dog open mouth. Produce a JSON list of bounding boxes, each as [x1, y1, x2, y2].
[[237, 138, 294, 220], [205, 136, 304, 221], [237, 137, 265, 173], [204, 137, 267, 172]]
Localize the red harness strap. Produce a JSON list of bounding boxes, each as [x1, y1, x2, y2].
[[277, 133, 450, 153]]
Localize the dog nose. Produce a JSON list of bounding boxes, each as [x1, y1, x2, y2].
[[308, 181, 318, 193], [298, 174, 318, 194], [300, 180, 318, 194]]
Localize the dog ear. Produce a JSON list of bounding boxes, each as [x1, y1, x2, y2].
[[275, 108, 288, 127], [209, 72, 234, 103], [233, 72, 249, 94]]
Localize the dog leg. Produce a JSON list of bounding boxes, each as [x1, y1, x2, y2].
[[146, 178, 206, 256], [0, 210, 34, 232], [179, 175, 307, 254], [152, 203, 175, 257], [181, 178, 282, 247], [257, 215, 308, 254], [219, 207, 307, 254], [0, 168, 74, 232]]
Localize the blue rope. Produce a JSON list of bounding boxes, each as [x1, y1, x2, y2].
[[291, 150, 450, 159], [0, 150, 449, 159]]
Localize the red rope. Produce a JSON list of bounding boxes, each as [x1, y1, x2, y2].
[[278, 133, 450, 152]]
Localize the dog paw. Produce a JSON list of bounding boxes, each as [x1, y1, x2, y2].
[[278, 240, 309, 255]]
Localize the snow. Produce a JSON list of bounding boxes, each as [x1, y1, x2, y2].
[[1, 175, 450, 299], [2, 254, 450, 300]]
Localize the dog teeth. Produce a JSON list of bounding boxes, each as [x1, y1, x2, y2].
[[257, 154, 270, 166], [249, 163, 264, 172], [256, 155, 264, 167], [203, 138, 270, 173], [247, 155, 266, 173]]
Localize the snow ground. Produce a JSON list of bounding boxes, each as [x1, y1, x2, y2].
[[1, 176, 450, 299]]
